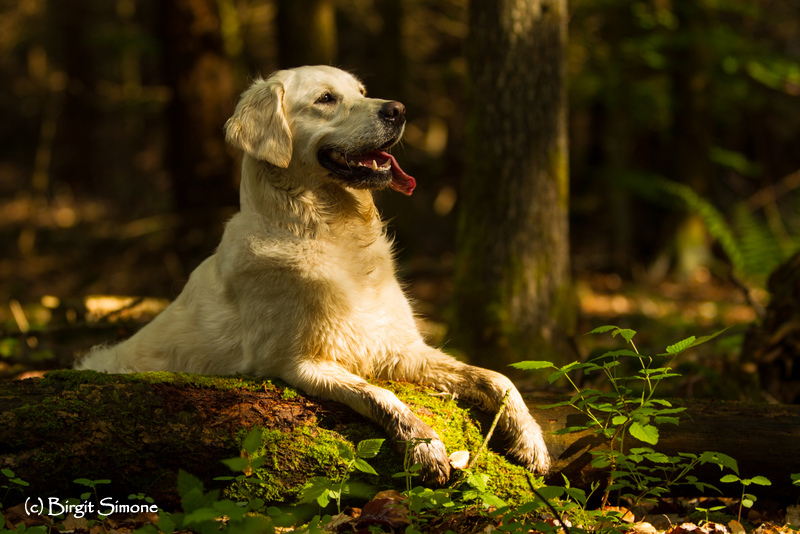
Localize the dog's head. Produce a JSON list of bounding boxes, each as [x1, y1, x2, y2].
[[225, 66, 415, 195]]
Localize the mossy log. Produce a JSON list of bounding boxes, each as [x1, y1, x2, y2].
[[1, 371, 798, 510]]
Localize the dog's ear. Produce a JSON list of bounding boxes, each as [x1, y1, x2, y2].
[[225, 79, 293, 168]]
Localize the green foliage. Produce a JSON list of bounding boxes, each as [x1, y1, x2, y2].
[[217, 428, 267, 478], [0, 469, 30, 510], [514, 325, 735, 507], [693, 504, 728, 526], [651, 177, 746, 276], [391, 439, 515, 533], [135, 470, 273, 534], [570, 0, 800, 270], [73, 477, 111, 521], [628, 174, 800, 284], [720, 473, 773, 522], [392, 438, 431, 494], [297, 438, 384, 514]]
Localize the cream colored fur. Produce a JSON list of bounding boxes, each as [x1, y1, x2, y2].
[[77, 66, 550, 483]]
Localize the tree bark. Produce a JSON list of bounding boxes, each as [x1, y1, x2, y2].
[[668, 1, 715, 278], [276, 0, 338, 68], [46, 0, 101, 198], [452, 0, 575, 372], [158, 0, 238, 270], [1, 372, 798, 507]]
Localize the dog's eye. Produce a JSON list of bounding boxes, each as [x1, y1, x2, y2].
[[316, 93, 336, 104]]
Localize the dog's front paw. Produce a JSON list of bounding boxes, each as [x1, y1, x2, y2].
[[514, 438, 551, 474], [407, 438, 451, 486], [506, 417, 551, 474]]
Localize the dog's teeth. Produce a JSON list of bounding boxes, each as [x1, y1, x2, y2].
[[349, 159, 357, 166], [371, 160, 378, 171], [331, 150, 349, 164]]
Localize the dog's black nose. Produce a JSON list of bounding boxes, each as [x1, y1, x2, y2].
[[380, 101, 406, 123]]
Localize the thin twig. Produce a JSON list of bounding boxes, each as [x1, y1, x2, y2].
[[526, 473, 571, 534], [468, 389, 510, 469]]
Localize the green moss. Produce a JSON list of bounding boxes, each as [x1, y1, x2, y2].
[[281, 387, 299, 400], [224, 425, 351, 503], [376, 381, 540, 505], [41, 369, 280, 392]]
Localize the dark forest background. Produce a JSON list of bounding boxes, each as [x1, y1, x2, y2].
[[1, 0, 799, 401]]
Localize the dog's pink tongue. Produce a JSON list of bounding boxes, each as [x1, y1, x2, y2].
[[380, 151, 416, 196]]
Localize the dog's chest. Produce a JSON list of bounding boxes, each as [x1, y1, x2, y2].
[[324, 232, 396, 298], [305, 232, 417, 363]]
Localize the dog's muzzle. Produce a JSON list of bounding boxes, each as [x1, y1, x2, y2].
[[317, 101, 416, 196]]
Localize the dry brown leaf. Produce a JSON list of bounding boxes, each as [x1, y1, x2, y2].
[[630, 522, 659, 534], [2, 503, 52, 531], [602, 506, 636, 523], [666, 522, 701, 534], [355, 496, 409, 530], [729, 519, 746, 534], [449, 450, 470, 470]]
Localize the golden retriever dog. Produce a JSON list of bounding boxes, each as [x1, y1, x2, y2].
[[77, 65, 550, 483]]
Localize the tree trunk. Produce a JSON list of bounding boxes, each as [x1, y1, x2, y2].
[[669, 0, 714, 278], [276, 0, 338, 68], [47, 0, 100, 199], [2, 372, 798, 507], [452, 0, 575, 372], [158, 0, 238, 270]]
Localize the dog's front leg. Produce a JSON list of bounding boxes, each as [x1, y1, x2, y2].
[[284, 361, 451, 485], [396, 347, 551, 474]]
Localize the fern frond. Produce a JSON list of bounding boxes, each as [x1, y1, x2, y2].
[[652, 177, 745, 275]]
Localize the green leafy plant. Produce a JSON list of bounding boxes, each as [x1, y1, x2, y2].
[[386, 439, 455, 534], [214, 427, 270, 494], [513, 326, 734, 507], [73, 477, 111, 504], [1, 468, 30, 509], [720, 473, 772, 522], [135, 470, 271, 534], [0, 470, 49, 534], [391, 437, 431, 494], [456, 470, 507, 509], [298, 438, 384, 513], [128, 492, 156, 508], [693, 504, 728, 525]]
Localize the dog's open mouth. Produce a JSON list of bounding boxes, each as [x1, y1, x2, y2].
[[318, 148, 416, 195]]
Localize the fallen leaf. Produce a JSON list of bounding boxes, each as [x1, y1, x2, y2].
[[449, 450, 470, 470], [60, 514, 90, 532], [666, 522, 700, 534], [355, 497, 409, 529], [2, 503, 52, 531], [631, 522, 659, 534], [701, 522, 730, 534], [729, 519, 746, 534], [324, 512, 353, 531], [372, 489, 403, 500], [603, 506, 635, 523], [753, 522, 797, 534]]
